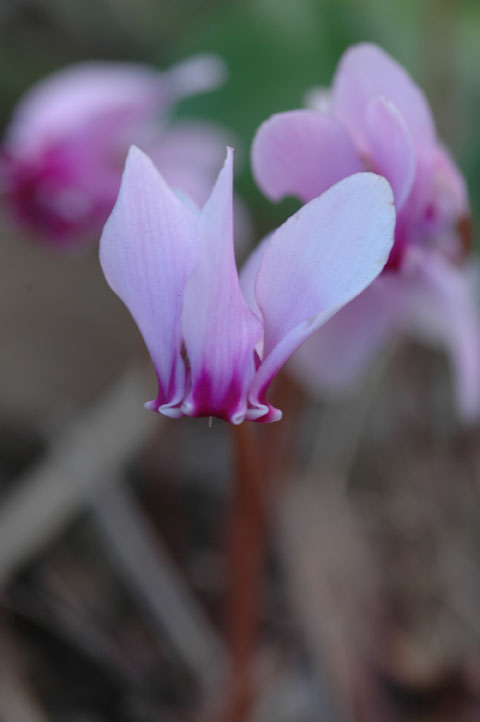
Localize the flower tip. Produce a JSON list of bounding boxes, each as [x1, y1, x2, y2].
[[123, 145, 150, 176], [122, 145, 167, 190], [342, 41, 384, 62], [209, 145, 234, 188], [125, 144, 146, 164], [195, 53, 228, 86], [168, 53, 228, 98]]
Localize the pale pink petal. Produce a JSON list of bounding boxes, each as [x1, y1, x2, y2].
[[397, 144, 468, 246], [396, 148, 434, 234], [147, 122, 252, 250], [147, 121, 232, 208], [402, 249, 480, 422], [303, 86, 331, 113], [239, 236, 272, 361], [433, 145, 469, 217], [332, 43, 436, 154], [6, 55, 227, 160], [366, 96, 416, 209], [181, 149, 262, 424], [99, 146, 197, 416], [423, 145, 470, 232], [239, 236, 270, 321], [251, 110, 363, 203], [288, 275, 401, 394], [6, 62, 164, 157], [164, 54, 227, 102], [247, 172, 396, 421]]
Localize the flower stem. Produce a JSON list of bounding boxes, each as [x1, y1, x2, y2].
[[224, 422, 266, 721]]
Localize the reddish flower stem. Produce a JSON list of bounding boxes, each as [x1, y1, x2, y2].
[[220, 373, 304, 722], [223, 422, 266, 722]]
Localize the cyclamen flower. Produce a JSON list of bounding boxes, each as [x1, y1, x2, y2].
[[252, 43, 480, 420], [99, 146, 395, 423], [1, 54, 228, 248]]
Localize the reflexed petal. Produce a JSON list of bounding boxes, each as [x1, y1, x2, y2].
[[427, 145, 470, 229], [6, 62, 164, 157], [398, 145, 468, 242], [402, 250, 480, 422], [366, 96, 416, 209], [148, 121, 232, 208], [332, 43, 436, 153], [288, 276, 400, 394], [99, 146, 197, 416], [251, 110, 363, 203], [239, 236, 270, 321], [148, 123, 252, 249], [239, 236, 271, 360], [248, 173, 396, 420], [165, 54, 227, 101], [181, 149, 262, 423], [303, 86, 331, 113]]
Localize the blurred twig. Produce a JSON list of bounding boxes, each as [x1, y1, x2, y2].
[[277, 480, 375, 722], [0, 625, 49, 722], [0, 359, 228, 693], [92, 477, 228, 693], [249, 659, 319, 722], [0, 364, 154, 583], [307, 343, 398, 490], [3, 578, 141, 685]]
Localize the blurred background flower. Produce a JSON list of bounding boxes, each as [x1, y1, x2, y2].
[[0, 53, 232, 247], [251, 43, 480, 422]]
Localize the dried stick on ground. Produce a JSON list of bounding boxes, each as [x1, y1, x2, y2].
[[93, 477, 228, 693], [0, 364, 154, 583], [277, 480, 376, 722], [0, 625, 49, 722], [0, 363, 227, 693]]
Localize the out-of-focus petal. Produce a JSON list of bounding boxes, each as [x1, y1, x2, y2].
[[6, 63, 164, 157], [332, 43, 436, 153], [402, 249, 480, 422], [164, 53, 227, 101], [148, 122, 252, 251], [303, 86, 331, 113], [99, 146, 197, 416], [433, 145, 469, 217], [366, 96, 416, 209], [424, 145, 470, 234], [147, 121, 232, 208], [251, 110, 363, 203], [181, 149, 262, 423], [247, 172, 396, 421], [288, 275, 401, 394]]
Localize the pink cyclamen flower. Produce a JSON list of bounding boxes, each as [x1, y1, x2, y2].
[[1, 54, 228, 248], [252, 42, 480, 421], [99, 146, 395, 423]]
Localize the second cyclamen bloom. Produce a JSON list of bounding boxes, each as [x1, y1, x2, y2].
[[252, 43, 479, 420], [100, 147, 395, 423], [1, 55, 229, 248]]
